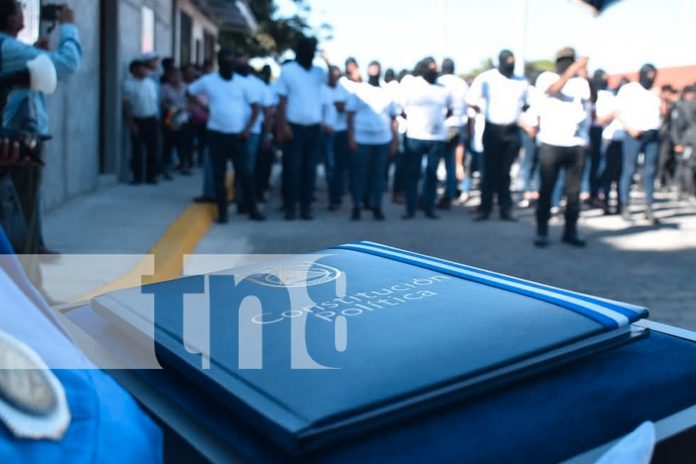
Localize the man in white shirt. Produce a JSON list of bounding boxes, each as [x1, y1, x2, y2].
[[466, 50, 529, 221], [232, 58, 273, 215], [323, 65, 351, 210], [400, 57, 453, 219], [187, 48, 263, 224], [616, 64, 662, 224], [437, 58, 469, 209], [123, 59, 160, 185], [534, 47, 591, 247], [346, 67, 399, 221], [276, 37, 328, 220], [594, 81, 626, 215]]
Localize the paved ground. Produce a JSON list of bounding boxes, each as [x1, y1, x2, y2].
[[42, 168, 696, 329], [197, 177, 696, 330]]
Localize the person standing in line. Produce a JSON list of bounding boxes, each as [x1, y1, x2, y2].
[[657, 85, 679, 191], [124, 59, 160, 185], [187, 48, 263, 224], [466, 50, 529, 222], [275, 37, 329, 221], [436, 58, 469, 210], [255, 65, 277, 203], [400, 57, 453, 220], [534, 47, 591, 248], [581, 69, 610, 206], [671, 85, 696, 201], [231, 56, 273, 215], [594, 78, 626, 215], [616, 63, 662, 224], [347, 63, 399, 221], [160, 66, 193, 177], [324, 65, 351, 210]]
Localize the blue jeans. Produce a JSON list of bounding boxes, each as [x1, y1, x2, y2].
[[405, 138, 445, 214], [443, 131, 463, 199], [620, 130, 660, 205], [351, 143, 390, 210], [282, 123, 321, 214], [581, 126, 604, 197], [518, 129, 540, 193]]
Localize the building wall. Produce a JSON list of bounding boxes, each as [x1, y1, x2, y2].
[[42, 0, 101, 211]]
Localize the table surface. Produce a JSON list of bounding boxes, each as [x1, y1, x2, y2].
[[57, 303, 696, 464]]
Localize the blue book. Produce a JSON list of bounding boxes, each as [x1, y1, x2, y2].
[[92, 242, 648, 454]]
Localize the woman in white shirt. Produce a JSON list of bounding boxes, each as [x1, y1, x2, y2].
[[346, 69, 399, 221]]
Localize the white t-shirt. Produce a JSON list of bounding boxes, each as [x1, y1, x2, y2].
[[466, 68, 529, 125], [347, 82, 398, 145], [437, 74, 469, 128], [244, 74, 273, 135], [616, 82, 661, 133], [596, 89, 625, 141], [400, 77, 452, 141], [124, 77, 159, 118], [188, 73, 259, 134], [276, 61, 328, 125], [535, 72, 591, 147]]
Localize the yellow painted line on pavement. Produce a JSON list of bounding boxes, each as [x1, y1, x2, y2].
[[79, 202, 217, 301]]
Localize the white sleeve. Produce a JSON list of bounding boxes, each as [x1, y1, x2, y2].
[[535, 72, 559, 96], [465, 74, 484, 107], [187, 76, 206, 96]]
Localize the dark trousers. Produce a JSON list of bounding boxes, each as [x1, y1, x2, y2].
[[351, 143, 390, 210], [404, 138, 445, 215], [162, 123, 193, 172], [600, 140, 623, 207], [8, 162, 41, 254], [536, 144, 585, 235], [480, 122, 520, 215], [331, 130, 350, 206], [131, 117, 159, 182], [675, 149, 696, 199], [392, 133, 408, 198], [282, 123, 321, 215], [208, 130, 256, 220], [620, 130, 660, 206], [255, 134, 274, 202], [582, 125, 603, 198]]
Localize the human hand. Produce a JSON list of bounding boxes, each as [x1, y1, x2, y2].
[[0, 138, 23, 167], [34, 38, 50, 51], [348, 136, 358, 153], [57, 5, 76, 24]]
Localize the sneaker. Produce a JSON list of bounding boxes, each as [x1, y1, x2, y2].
[[621, 209, 632, 223], [645, 206, 660, 225]]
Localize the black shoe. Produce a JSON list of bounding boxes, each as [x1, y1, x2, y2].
[[373, 209, 385, 221], [129, 180, 142, 186], [217, 215, 229, 224], [351, 208, 361, 221], [424, 210, 440, 220], [249, 211, 266, 221], [285, 211, 296, 221], [193, 196, 216, 204], [561, 234, 586, 248], [180, 169, 192, 176], [402, 212, 415, 220], [328, 203, 340, 212], [436, 198, 451, 210], [162, 172, 173, 181], [146, 179, 159, 185], [500, 212, 517, 222], [474, 212, 490, 222], [300, 211, 314, 221], [237, 205, 248, 215], [534, 234, 550, 248]]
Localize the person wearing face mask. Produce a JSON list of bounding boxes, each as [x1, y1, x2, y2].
[[276, 36, 330, 220], [322, 65, 350, 211], [466, 50, 529, 222], [615, 63, 662, 224], [346, 61, 399, 221], [533, 47, 591, 248], [399, 57, 453, 219], [187, 48, 263, 224]]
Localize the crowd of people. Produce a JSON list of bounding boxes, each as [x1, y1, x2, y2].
[[120, 37, 696, 247]]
